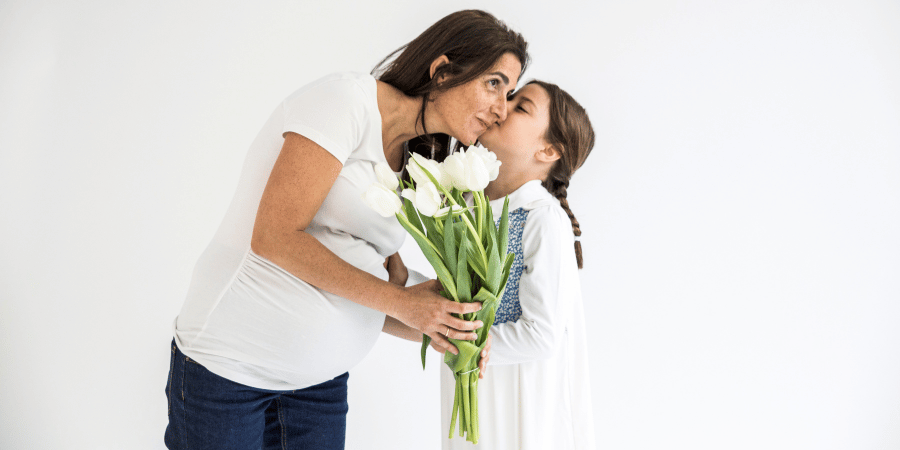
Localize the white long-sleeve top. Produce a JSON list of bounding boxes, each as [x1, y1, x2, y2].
[[441, 180, 596, 450]]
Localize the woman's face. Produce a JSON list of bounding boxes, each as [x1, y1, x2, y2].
[[477, 83, 552, 166], [428, 53, 523, 146]]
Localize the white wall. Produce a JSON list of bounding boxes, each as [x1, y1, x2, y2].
[[1, 0, 898, 449]]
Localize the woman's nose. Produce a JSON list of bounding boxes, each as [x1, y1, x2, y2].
[[493, 95, 509, 123]]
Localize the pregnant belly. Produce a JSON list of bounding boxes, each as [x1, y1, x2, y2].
[[194, 250, 388, 389]]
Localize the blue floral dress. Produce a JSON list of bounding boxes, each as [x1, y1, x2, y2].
[[494, 208, 529, 325]]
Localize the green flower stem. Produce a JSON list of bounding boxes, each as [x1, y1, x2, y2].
[[474, 191, 483, 240], [461, 374, 469, 437], [449, 381, 460, 439], [473, 376, 480, 443]]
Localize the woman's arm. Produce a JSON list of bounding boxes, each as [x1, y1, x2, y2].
[[251, 132, 482, 354]]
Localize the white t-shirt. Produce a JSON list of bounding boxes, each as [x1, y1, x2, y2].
[[173, 72, 406, 391]]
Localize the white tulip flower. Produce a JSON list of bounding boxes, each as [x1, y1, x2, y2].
[[362, 183, 402, 217], [444, 149, 489, 192], [407, 153, 448, 190], [442, 151, 467, 191], [467, 144, 502, 181], [401, 182, 442, 217], [373, 162, 399, 190]]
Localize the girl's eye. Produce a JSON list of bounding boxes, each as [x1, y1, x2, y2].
[[516, 105, 526, 112], [488, 79, 500, 88]]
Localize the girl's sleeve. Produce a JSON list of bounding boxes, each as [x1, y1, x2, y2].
[[488, 206, 571, 365], [281, 76, 369, 165]]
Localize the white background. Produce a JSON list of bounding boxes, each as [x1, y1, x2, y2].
[[1, 0, 899, 449]]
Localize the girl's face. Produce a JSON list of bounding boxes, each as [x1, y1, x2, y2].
[[428, 53, 522, 146], [478, 83, 552, 167]]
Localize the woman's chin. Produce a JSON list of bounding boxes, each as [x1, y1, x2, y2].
[[454, 134, 478, 147]]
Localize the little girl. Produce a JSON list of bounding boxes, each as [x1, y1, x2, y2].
[[441, 80, 597, 450]]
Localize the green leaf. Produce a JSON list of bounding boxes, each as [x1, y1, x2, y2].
[[396, 213, 457, 300], [420, 334, 431, 369], [498, 252, 515, 298], [484, 228, 501, 294], [484, 192, 496, 236], [498, 196, 510, 260], [465, 247, 487, 281], [452, 189, 466, 208], [443, 339, 482, 372], [422, 214, 444, 255], [472, 288, 498, 347], [473, 287, 500, 315], [403, 197, 425, 237], [443, 213, 457, 280], [456, 231, 471, 303]]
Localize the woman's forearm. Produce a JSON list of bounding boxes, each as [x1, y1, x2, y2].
[[252, 229, 407, 318], [382, 315, 423, 342]]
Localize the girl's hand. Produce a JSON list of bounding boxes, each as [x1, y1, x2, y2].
[[397, 280, 483, 355], [478, 333, 492, 379], [383, 252, 408, 286]]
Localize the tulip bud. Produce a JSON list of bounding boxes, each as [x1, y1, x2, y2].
[[464, 151, 490, 191], [401, 182, 442, 217], [374, 162, 399, 190], [362, 183, 402, 217], [467, 144, 502, 182], [443, 151, 468, 191], [407, 153, 445, 190]]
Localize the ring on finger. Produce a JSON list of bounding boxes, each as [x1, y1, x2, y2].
[[444, 325, 450, 338]]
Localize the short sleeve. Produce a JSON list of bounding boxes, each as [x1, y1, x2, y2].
[[282, 75, 370, 165]]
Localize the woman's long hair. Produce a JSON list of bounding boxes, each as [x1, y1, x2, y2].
[[372, 9, 529, 163]]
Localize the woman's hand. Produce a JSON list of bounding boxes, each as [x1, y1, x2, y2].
[[478, 333, 492, 379], [396, 280, 483, 355], [384, 252, 408, 286]]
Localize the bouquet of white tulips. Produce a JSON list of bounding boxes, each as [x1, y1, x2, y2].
[[363, 144, 514, 444]]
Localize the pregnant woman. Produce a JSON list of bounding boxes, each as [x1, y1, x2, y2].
[[164, 9, 528, 450]]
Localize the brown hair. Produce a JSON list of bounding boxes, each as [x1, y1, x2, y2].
[[528, 80, 595, 269], [372, 9, 529, 163]]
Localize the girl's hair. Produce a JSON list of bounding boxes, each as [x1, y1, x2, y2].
[[528, 80, 595, 269], [372, 9, 529, 163]]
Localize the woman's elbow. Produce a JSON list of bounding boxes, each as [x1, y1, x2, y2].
[[249, 230, 273, 258]]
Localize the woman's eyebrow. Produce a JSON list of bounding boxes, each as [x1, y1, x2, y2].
[[489, 71, 510, 85]]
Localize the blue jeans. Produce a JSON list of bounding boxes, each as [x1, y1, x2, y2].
[[165, 340, 348, 450]]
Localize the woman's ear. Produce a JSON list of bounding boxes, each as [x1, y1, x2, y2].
[[429, 55, 451, 81], [535, 144, 562, 163]]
